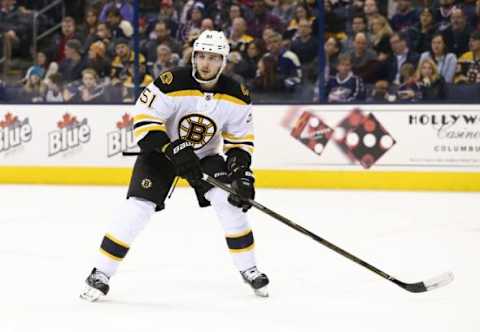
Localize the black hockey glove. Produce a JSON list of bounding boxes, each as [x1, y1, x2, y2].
[[228, 166, 255, 212], [164, 139, 202, 186]]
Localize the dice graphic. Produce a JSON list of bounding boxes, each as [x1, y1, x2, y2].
[[290, 111, 333, 155]]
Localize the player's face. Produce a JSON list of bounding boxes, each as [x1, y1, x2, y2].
[[195, 51, 223, 80]]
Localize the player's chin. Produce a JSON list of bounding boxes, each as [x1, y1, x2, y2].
[[199, 71, 216, 80]]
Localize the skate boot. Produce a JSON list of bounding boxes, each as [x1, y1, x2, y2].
[[80, 268, 110, 302], [241, 266, 269, 297]]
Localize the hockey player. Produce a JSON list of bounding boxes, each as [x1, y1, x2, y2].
[[80, 30, 269, 301]]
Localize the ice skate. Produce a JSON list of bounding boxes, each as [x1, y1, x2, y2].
[[241, 266, 269, 297], [80, 268, 110, 302]]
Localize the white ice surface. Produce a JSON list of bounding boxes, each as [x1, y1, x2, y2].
[[0, 185, 478, 332]]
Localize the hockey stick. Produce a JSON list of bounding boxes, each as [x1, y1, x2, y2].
[[202, 173, 454, 293]]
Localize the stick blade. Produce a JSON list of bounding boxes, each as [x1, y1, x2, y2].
[[401, 272, 454, 293]]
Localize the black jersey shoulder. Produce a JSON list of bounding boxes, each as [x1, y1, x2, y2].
[[216, 75, 252, 105], [152, 67, 198, 93]]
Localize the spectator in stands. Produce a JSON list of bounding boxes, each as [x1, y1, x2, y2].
[[50, 17, 83, 63], [287, 2, 316, 33], [262, 27, 276, 48], [144, 21, 182, 63], [443, 8, 471, 57], [99, 0, 133, 24], [325, 36, 342, 78], [179, 45, 193, 67], [367, 79, 391, 102], [106, 7, 133, 40], [200, 18, 215, 32], [65, 68, 105, 103], [221, 3, 243, 33], [123, 62, 153, 102], [234, 39, 265, 81], [472, 0, 480, 31], [369, 14, 393, 62], [348, 32, 376, 80], [229, 17, 254, 54], [417, 57, 446, 100], [177, 2, 204, 42], [252, 53, 284, 92], [342, 15, 368, 51], [396, 63, 421, 102], [387, 32, 419, 84], [26, 51, 57, 81], [326, 53, 365, 103], [364, 0, 380, 26], [463, 0, 478, 27], [152, 0, 179, 38], [95, 22, 112, 46], [455, 30, 480, 83], [324, 0, 347, 41], [85, 40, 111, 79], [272, 0, 296, 25], [20, 66, 46, 103], [0, 0, 34, 59], [80, 7, 100, 42], [111, 38, 147, 86], [409, 7, 436, 54], [347, 0, 367, 19], [434, 0, 456, 31], [247, 0, 284, 38], [224, 52, 245, 84], [266, 32, 302, 91], [419, 33, 457, 83], [291, 18, 318, 81], [44, 73, 64, 103], [150, 44, 179, 78], [390, 0, 417, 33], [58, 39, 86, 83]]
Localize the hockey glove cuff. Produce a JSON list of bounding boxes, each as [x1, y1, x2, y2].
[[164, 139, 202, 186], [228, 166, 255, 212]]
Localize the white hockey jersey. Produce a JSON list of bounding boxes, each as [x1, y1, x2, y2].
[[132, 67, 254, 159]]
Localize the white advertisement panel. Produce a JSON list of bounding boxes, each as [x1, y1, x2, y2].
[[0, 105, 136, 167], [1, 104, 480, 172], [254, 104, 480, 171]]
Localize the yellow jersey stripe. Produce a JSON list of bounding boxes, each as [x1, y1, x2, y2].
[[222, 132, 255, 142], [166, 90, 203, 97], [229, 243, 255, 253], [105, 233, 130, 248], [133, 124, 167, 138], [214, 93, 248, 105], [164, 90, 248, 106], [226, 228, 252, 239], [99, 248, 123, 261], [133, 114, 163, 123]]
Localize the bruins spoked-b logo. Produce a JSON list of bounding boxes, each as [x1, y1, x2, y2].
[[141, 178, 152, 189], [178, 114, 217, 150]]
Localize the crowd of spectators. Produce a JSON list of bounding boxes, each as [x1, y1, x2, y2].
[[2, 0, 480, 104], [0, 0, 319, 103], [320, 0, 480, 103]]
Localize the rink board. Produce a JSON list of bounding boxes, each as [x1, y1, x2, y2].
[[1, 104, 480, 191]]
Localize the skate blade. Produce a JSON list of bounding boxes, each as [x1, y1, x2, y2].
[[254, 286, 269, 297], [80, 285, 104, 302]]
